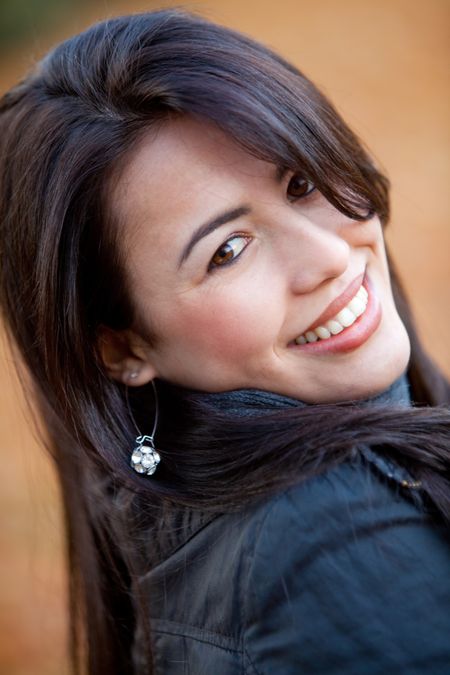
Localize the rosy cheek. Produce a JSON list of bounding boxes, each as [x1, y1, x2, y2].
[[174, 291, 275, 358]]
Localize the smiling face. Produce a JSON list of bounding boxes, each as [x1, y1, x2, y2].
[[107, 116, 410, 403]]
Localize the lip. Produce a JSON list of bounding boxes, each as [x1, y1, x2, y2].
[[289, 273, 382, 354], [307, 271, 365, 332]]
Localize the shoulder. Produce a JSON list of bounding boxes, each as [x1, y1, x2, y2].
[[139, 452, 450, 674], [248, 448, 427, 555], [242, 452, 450, 674]]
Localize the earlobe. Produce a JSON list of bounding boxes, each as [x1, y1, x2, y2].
[[98, 326, 157, 386], [112, 360, 156, 386]]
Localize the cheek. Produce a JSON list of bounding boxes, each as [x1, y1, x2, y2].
[[167, 284, 283, 359]]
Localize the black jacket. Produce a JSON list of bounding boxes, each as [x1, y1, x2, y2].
[[132, 381, 450, 674]]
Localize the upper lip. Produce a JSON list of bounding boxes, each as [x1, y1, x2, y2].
[[300, 271, 366, 335]]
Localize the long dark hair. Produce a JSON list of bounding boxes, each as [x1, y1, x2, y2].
[[0, 10, 448, 674]]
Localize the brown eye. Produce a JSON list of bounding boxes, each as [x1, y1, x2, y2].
[[209, 235, 250, 270], [287, 173, 315, 201]]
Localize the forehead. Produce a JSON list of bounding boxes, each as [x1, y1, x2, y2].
[[110, 117, 272, 247]]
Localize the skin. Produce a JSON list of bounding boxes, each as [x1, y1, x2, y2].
[[102, 116, 411, 403]]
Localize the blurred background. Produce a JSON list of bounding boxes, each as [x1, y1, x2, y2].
[[0, 1, 449, 673]]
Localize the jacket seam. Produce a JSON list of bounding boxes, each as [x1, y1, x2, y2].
[[244, 646, 261, 674], [150, 617, 242, 653], [139, 513, 220, 578]]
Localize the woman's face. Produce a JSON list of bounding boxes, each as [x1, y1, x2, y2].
[[110, 117, 410, 403]]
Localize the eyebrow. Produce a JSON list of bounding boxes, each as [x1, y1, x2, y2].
[[276, 166, 288, 183], [178, 205, 252, 267]]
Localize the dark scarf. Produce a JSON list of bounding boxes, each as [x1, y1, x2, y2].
[[196, 373, 421, 491], [201, 372, 411, 415]]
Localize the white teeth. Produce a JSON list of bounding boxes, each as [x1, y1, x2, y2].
[[326, 319, 344, 335], [294, 283, 369, 345], [305, 331, 318, 343], [315, 326, 331, 340], [335, 307, 357, 327], [348, 296, 366, 317], [356, 287, 367, 301]]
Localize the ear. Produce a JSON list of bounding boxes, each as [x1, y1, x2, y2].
[[98, 326, 157, 387]]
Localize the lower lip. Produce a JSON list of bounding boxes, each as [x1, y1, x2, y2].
[[290, 275, 382, 355]]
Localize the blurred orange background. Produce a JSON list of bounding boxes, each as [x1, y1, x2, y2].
[[1, 1, 449, 673]]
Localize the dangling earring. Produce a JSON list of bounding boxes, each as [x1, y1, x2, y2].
[[126, 378, 161, 476], [131, 434, 161, 476]]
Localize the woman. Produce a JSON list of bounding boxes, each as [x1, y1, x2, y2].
[[0, 9, 449, 675]]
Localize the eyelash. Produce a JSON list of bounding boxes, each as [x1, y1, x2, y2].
[[208, 234, 252, 271]]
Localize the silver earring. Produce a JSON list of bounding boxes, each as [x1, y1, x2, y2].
[[126, 380, 161, 476], [130, 434, 161, 475]]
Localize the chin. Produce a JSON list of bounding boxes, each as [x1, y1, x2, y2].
[[336, 318, 411, 402], [295, 313, 412, 404]]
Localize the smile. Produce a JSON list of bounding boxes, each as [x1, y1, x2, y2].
[[290, 274, 382, 354], [295, 285, 368, 344]]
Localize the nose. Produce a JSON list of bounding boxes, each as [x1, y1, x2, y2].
[[283, 216, 350, 294]]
